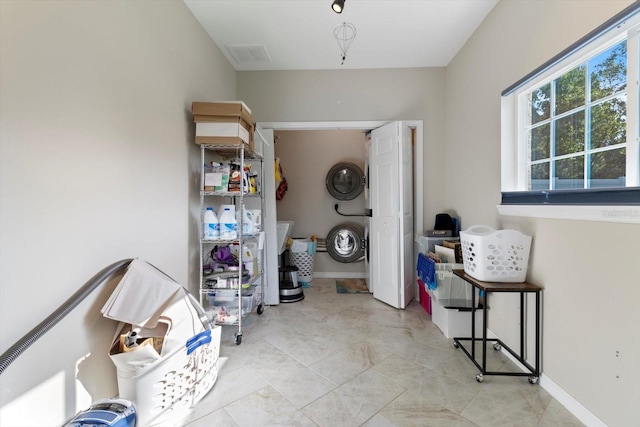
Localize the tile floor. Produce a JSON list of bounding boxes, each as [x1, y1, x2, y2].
[[183, 278, 584, 427]]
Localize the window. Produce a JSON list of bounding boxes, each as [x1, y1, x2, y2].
[[500, 3, 640, 223], [527, 40, 628, 191]]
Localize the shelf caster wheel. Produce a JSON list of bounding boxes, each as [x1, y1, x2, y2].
[[528, 376, 539, 384], [234, 333, 243, 345], [453, 341, 459, 349], [476, 374, 484, 383], [493, 343, 502, 351], [257, 303, 264, 315]]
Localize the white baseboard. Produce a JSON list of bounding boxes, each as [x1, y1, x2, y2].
[[494, 339, 606, 427], [538, 374, 607, 427], [312, 272, 367, 279]]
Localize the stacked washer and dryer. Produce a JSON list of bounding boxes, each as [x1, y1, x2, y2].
[[324, 123, 413, 308], [324, 161, 369, 290]]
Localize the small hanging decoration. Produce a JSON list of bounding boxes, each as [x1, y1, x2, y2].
[[333, 22, 357, 65]]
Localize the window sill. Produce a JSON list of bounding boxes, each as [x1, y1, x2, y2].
[[497, 204, 640, 224]]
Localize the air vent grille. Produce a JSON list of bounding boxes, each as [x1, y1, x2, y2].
[[225, 44, 271, 64]]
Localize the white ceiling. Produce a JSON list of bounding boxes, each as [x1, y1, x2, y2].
[[183, 0, 498, 71]]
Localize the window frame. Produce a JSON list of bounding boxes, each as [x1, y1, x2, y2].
[[500, 3, 640, 224]]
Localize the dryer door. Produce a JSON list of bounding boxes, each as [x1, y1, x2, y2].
[[325, 162, 364, 201]]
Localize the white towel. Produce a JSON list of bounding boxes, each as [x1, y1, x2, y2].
[[102, 258, 182, 328]]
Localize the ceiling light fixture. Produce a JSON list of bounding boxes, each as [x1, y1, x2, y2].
[[334, 22, 357, 65], [331, 0, 345, 14]]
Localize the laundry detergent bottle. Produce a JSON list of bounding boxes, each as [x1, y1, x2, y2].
[[204, 207, 220, 239], [238, 208, 255, 234], [219, 207, 238, 240]]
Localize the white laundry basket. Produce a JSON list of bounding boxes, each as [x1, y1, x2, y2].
[[109, 294, 221, 427], [103, 259, 221, 427], [289, 239, 315, 282], [459, 225, 532, 283]]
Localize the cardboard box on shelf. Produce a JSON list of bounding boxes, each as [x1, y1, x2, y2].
[[196, 122, 250, 145], [192, 101, 252, 126], [249, 126, 255, 153], [192, 103, 256, 152], [193, 114, 253, 133]]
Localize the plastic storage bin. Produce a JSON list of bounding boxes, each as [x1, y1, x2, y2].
[[415, 235, 459, 255], [418, 279, 432, 314], [417, 252, 436, 289], [207, 290, 256, 324], [430, 262, 480, 308], [460, 225, 532, 283], [416, 254, 479, 308], [431, 300, 483, 339]]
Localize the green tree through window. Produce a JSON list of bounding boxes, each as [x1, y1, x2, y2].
[[526, 40, 627, 190]]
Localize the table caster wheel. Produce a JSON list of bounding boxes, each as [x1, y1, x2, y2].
[[453, 341, 459, 349], [257, 303, 264, 315], [528, 376, 538, 384], [476, 374, 484, 383], [234, 333, 243, 345], [493, 343, 502, 351]]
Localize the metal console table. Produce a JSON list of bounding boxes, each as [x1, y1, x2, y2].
[[452, 269, 542, 384]]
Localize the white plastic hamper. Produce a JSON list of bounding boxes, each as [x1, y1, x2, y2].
[[459, 225, 532, 283], [103, 259, 221, 427], [290, 251, 314, 281], [109, 294, 221, 427], [116, 327, 220, 427], [289, 239, 315, 282]]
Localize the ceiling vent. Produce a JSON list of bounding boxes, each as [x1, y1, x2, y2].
[[224, 44, 271, 64]]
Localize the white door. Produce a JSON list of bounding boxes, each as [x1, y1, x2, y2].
[[254, 126, 280, 305], [364, 134, 372, 292], [370, 122, 414, 308]]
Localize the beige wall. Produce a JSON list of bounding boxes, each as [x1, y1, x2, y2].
[[0, 0, 235, 424], [238, 68, 447, 225], [445, 1, 639, 426], [275, 129, 367, 276]]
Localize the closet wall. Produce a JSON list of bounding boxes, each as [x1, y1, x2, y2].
[[275, 129, 366, 277]]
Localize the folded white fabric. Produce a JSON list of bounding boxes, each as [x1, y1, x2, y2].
[[102, 258, 182, 328]]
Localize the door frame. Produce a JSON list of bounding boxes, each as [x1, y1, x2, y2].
[[258, 120, 424, 295]]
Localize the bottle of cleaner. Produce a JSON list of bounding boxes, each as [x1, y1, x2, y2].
[[204, 207, 219, 239], [218, 204, 235, 219], [243, 245, 255, 277], [219, 207, 237, 240], [238, 208, 254, 234]]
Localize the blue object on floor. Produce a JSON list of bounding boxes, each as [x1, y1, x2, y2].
[[299, 281, 311, 288], [64, 398, 136, 427]]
